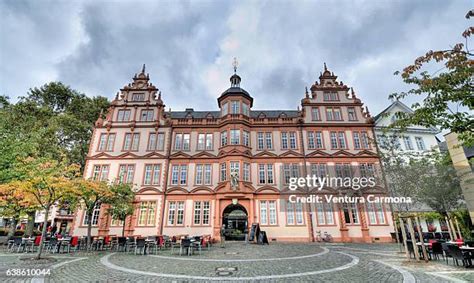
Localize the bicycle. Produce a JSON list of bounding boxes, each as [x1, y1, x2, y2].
[[315, 230, 333, 242]]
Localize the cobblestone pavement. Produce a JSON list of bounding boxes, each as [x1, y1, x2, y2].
[[0, 242, 473, 282]]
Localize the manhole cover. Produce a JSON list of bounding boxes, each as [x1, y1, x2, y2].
[[216, 267, 238, 272], [216, 267, 237, 276]]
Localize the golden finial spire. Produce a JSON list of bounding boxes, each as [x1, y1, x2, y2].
[[142, 64, 146, 73], [324, 62, 327, 71]]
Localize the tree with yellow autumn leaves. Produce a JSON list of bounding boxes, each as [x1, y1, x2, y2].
[[0, 181, 39, 238]]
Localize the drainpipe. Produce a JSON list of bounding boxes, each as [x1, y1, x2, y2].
[[299, 119, 315, 242], [159, 121, 174, 235]]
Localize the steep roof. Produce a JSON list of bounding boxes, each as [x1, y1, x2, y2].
[[374, 100, 439, 133]]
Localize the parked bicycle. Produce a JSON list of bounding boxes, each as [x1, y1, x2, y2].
[[315, 230, 333, 242]]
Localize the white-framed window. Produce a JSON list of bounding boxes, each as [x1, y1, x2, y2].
[[257, 132, 264, 150], [403, 136, 414, 150], [167, 201, 185, 225], [415, 137, 426, 150], [230, 129, 240, 145], [257, 132, 273, 150], [92, 165, 110, 181], [311, 107, 321, 121], [265, 132, 273, 149], [307, 131, 324, 149], [222, 102, 229, 116], [243, 163, 251, 182], [118, 164, 135, 184], [326, 107, 342, 121], [195, 164, 212, 185], [310, 163, 327, 178], [335, 163, 352, 178], [347, 107, 357, 121], [117, 109, 131, 122], [174, 133, 190, 151], [281, 132, 297, 149], [131, 93, 145, 101], [258, 164, 274, 184], [83, 203, 101, 226], [281, 132, 288, 149], [143, 164, 161, 185], [315, 202, 334, 225], [140, 109, 154, 121], [260, 200, 277, 225], [221, 131, 228, 147], [148, 133, 165, 151], [359, 163, 375, 178], [220, 163, 227, 182], [197, 133, 213, 151], [283, 163, 299, 184], [98, 133, 116, 152], [243, 131, 250, 147], [343, 203, 360, 224], [287, 202, 304, 225], [170, 165, 187, 185], [367, 202, 386, 225], [323, 91, 339, 101], [193, 201, 211, 225], [123, 133, 140, 151], [231, 101, 240, 114], [137, 201, 156, 226], [330, 131, 346, 149], [242, 103, 250, 116]]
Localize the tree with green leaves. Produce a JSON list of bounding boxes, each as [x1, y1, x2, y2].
[[416, 153, 463, 216], [390, 14, 473, 146], [107, 183, 136, 237], [73, 179, 113, 249]]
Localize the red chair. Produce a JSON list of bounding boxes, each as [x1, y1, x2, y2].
[[66, 236, 79, 253], [32, 236, 42, 252], [455, 238, 464, 247]]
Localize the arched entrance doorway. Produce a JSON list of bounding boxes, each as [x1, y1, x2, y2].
[[222, 203, 248, 241]]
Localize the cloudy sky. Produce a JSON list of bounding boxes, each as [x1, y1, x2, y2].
[[0, 0, 471, 114]]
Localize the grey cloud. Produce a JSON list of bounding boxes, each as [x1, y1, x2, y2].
[[0, 0, 472, 115]]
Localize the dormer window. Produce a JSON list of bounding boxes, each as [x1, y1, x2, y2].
[[131, 93, 145, 101], [231, 101, 240, 114], [117, 109, 131, 122], [140, 109, 154, 121], [323, 91, 339, 101]]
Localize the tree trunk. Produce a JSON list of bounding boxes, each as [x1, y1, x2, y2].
[[122, 220, 126, 237], [86, 211, 93, 251], [25, 211, 35, 237], [7, 217, 18, 238], [36, 207, 49, 260]]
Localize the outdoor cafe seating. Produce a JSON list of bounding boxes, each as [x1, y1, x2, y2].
[[2, 233, 215, 257]]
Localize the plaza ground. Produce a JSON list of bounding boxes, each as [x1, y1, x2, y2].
[[0, 242, 473, 282]]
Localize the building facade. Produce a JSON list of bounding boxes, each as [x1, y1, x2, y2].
[[71, 64, 394, 243], [374, 100, 440, 157], [374, 100, 444, 232]]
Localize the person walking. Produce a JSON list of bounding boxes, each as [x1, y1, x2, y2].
[[220, 225, 226, 248]]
